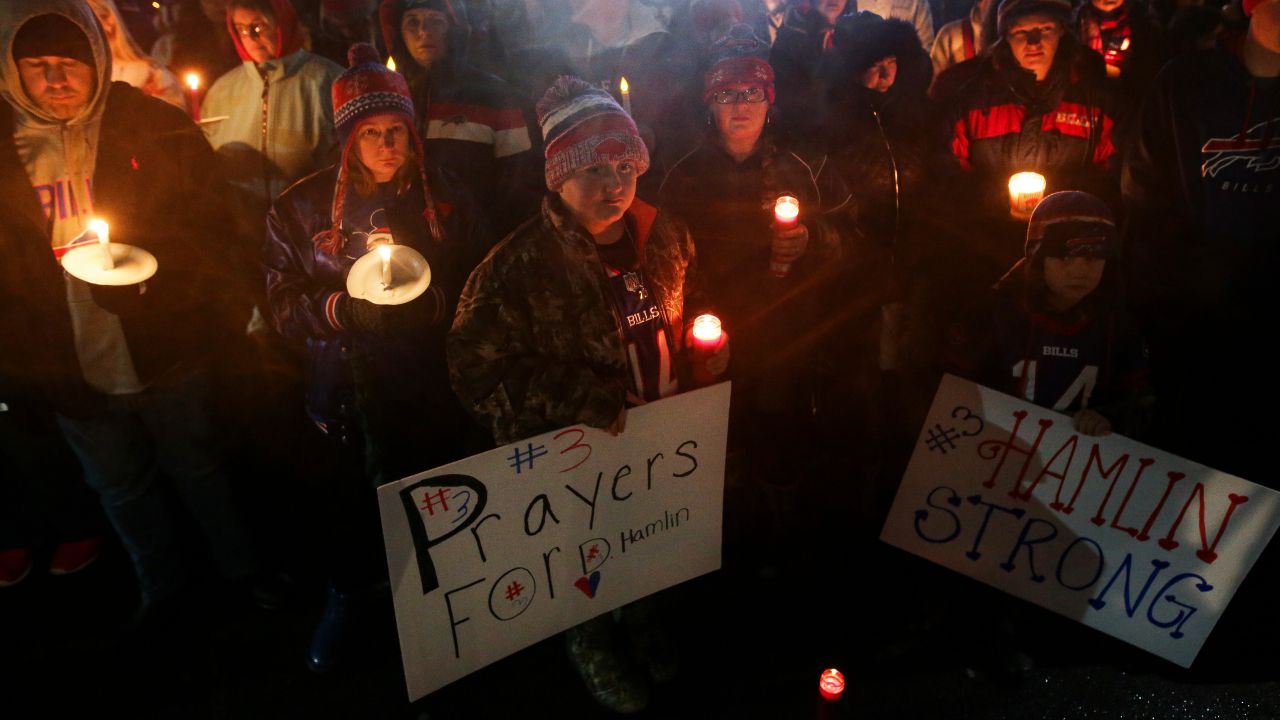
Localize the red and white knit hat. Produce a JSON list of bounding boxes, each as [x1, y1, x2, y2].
[[702, 24, 775, 105], [535, 76, 650, 192], [317, 42, 443, 254]]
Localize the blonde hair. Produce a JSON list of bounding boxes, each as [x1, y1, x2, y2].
[[88, 0, 151, 65]]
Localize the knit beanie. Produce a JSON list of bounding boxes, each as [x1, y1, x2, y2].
[[536, 76, 650, 192], [996, 0, 1072, 35], [318, 43, 443, 255], [13, 14, 95, 67], [1025, 191, 1116, 262], [702, 24, 775, 104]]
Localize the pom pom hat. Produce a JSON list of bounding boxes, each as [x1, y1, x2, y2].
[[1025, 191, 1116, 262], [536, 76, 650, 192], [702, 24, 775, 104], [318, 43, 444, 254]]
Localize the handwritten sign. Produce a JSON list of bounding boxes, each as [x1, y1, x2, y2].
[[881, 374, 1280, 667], [378, 383, 730, 701]]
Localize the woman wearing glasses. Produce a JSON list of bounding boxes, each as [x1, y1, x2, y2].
[[656, 26, 851, 548]]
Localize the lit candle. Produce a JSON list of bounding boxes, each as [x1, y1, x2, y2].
[[185, 72, 201, 122], [690, 314, 723, 348], [818, 668, 845, 701], [619, 76, 632, 116], [387, 56, 397, 72], [379, 244, 393, 288], [771, 195, 800, 278], [1008, 172, 1046, 220], [89, 218, 113, 271]]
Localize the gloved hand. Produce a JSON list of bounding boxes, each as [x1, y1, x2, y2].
[[340, 288, 444, 338]]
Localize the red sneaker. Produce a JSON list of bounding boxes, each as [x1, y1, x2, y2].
[[0, 548, 33, 587], [49, 538, 103, 576]]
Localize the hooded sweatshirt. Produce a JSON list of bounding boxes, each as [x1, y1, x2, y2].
[[1, 0, 142, 394]]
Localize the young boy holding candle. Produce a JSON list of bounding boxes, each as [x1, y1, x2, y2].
[[946, 190, 1149, 436]]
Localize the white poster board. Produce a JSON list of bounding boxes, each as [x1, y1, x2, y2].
[[378, 382, 730, 701], [881, 374, 1280, 667]]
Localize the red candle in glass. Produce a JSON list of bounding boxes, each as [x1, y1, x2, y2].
[[818, 668, 845, 701]]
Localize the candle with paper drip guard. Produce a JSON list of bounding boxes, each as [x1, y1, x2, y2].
[[346, 235, 432, 305], [185, 72, 201, 122], [619, 76, 632, 115], [1008, 172, 1046, 220], [60, 219, 159, 286], [770, 195, 800, 278]]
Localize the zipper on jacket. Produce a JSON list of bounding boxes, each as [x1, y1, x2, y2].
[[260, 69, 271, 204]]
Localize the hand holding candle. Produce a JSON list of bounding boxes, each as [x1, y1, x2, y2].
[[770, 195, 806, 278], [1008, 171, 1046, 220], [688, 313, 730, 384], [185, 72, 201, 122]]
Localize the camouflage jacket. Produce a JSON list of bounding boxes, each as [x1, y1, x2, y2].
[[448, 195, 703, 445]]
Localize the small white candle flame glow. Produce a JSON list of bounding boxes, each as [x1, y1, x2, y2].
[[1008, 171, 1047, 220], [387, 56, 397, 72], [89, 218, 113, 271], [379, 244, 393, 288], [185, 73, 199, 92], [691, 314, 723, 345], [619, 75, 632, 115], [774, 195, 800, 224]]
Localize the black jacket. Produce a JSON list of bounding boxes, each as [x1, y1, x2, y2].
[[0, 83, 243, 415]]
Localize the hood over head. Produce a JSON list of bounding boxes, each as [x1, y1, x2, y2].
[[827, 13, 933, 101], [379, 0, 470, 71], [1, 0, 112, 127], [224, 0, 306, 62]]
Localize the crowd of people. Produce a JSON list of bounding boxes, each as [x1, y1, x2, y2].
[[0, 0, 1276, 714]]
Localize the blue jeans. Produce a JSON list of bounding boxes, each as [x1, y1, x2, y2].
[[57, 366, 256, 603]]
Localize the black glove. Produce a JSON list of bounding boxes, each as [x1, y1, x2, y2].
[[340, 296, 394, 337]]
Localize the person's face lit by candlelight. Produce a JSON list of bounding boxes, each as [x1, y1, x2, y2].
[[861, 56, 898, 92], [709, 83, 769, 152], [558, 159, 639, 237], [401, 9, 450, 68], [231, 6, 278, 64], [356, 114, 411, 183], [17, 56, 96, 121], [1006, 13, 1062, 81]]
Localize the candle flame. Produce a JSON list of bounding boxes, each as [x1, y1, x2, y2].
[[185, 73, 199, 91], [378, 244, 393, 262], [619, 76, 630, 94], [818, 668, 845, 700], [387, 57, 397, 72], [89, 218, 109, 244], [1008, 172, 1046, 194], [691, 314, 722, 343], [152, 1, 160, 7], [774, 195, 800, 222]]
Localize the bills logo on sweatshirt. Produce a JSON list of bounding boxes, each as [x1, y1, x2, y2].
[[34, 177, 94, 222], [1200, 118, 1280, 178]]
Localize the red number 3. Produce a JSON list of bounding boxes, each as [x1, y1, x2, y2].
[[555, 427, 593, 473]]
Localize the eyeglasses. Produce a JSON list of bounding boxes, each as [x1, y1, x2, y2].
[[233, 22, 271, 41], [711, 87, 767, 105], [1007, 24, 1061, 45]]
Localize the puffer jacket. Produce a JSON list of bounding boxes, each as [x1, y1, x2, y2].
[[944, 39, 1120, 214], [264, 164, 492, 439], [448, 196, 704, 445], [379, 0, 540, 237]]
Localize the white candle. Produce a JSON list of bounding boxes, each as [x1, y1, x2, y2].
[[1008, 172, 1046, 220], [619, 76, 632, 116], [379, 244, 393, 288], [185, 72, 201, 122], [89, 218, 113, 271]]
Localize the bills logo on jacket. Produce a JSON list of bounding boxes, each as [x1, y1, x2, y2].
[[1200, 117, 1280, 180]]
